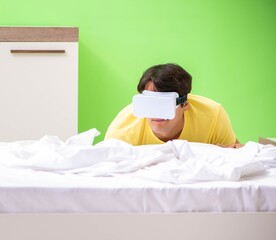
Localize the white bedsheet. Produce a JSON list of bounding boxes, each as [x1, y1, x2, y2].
[[0, 128, 275, 182], [0, 129, 275, 213]]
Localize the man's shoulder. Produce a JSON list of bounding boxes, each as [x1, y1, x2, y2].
[[105, 103, 145, 145], [116, 103, 133, 116], [188, 94, 221, 111], [108, 103, 143, 129], [188, 94, 220, 105]]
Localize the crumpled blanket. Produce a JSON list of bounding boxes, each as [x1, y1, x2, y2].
[[0, 128, 275, 183]]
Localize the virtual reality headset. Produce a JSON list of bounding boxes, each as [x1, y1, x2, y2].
[[132, 90, 187, 119]]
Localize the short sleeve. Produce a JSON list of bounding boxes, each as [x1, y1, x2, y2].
[[210, 105, 237, 145]]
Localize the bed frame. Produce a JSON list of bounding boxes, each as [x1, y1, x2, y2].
[[1, 213, 276, 240], [1, 137, 275, 239]]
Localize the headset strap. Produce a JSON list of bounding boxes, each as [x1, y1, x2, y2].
[[176, 95, 187, 105]]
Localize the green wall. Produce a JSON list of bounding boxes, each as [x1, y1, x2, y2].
[[1, 0, 275, 143]]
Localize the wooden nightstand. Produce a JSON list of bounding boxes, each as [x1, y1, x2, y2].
[[259, 137, 276, 146], [0, 27, 78, 141]]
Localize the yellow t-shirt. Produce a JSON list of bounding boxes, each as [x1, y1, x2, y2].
[[105, 94, 236, 146]]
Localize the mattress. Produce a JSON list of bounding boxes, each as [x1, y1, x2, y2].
[[0, 167, 276, 213], [0, 129, 275, 213]]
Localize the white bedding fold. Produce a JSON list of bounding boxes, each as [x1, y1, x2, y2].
[[0, 129, 275, 183]]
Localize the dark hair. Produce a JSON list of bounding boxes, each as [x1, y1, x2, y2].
[[137, 63, 192, 96]]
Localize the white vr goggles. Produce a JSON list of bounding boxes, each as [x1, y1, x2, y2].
[[132, 90, 187, 119]]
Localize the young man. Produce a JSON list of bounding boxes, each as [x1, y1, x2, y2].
[[105, 63, 240, 147]]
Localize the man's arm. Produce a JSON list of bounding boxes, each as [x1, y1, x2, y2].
[[218, 139, 244, 148]]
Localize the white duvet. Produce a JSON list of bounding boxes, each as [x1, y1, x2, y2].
[[0, 128, 275, 184]]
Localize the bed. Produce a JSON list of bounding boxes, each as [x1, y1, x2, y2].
[[0, 129, 275, 240]]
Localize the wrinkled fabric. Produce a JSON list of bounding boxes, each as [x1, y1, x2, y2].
[[0, 129, 275, 183]]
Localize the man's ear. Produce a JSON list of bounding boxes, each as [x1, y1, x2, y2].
[[182, 101, 189, 111]]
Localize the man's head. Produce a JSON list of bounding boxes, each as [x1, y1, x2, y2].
[[137, 63, 192, 97], [136, 63, 192, 142]]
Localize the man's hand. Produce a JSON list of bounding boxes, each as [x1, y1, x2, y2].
[[217, 139, 244, 148]]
